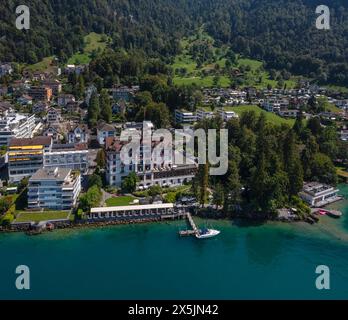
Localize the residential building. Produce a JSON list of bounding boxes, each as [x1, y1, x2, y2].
[[42, 79, 62, 95], [97, 121, 118, 145], [32, 101, 49, 114], [0, 113, 36, 146], [27, 167, 81, 210], [0, 63, 13, 77], [43, 143, 88, 174], [218, 109, 239, 121], [341, 130, 348, 141], [111, 85, 139, 102], [47, 107, 61, 124], [175, 109, 197, 124], [8, 137, 52, 182], [17, 95, 33, 105], [278, 109, 300, 118], [28, 86, 53, 101], [58, 94, 75, 107], [67, 124, 90, 144], [42, 126, 63, 143], [299, 182, 341, 207], [196, 109, 214, 120]]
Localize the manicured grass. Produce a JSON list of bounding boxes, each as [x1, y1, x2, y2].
[[68, 32, 109, 64], [228, 105, 295, 126], [105, 196, 137, 207], [15, 211, 70, 223]]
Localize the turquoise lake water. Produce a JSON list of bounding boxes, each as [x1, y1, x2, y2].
[[0, 184, 347, 300]]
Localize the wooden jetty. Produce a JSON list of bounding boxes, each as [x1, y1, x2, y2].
[[179, 212, 199, 237]]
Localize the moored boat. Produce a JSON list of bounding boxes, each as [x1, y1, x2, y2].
[[195, 228, 220, 239]]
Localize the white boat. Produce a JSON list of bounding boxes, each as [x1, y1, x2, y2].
[[195, 228, 220, 239]]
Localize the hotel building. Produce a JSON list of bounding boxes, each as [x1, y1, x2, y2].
[[105, 122, 197, 188], [8, 137, 52, 182], [27, 167, 81, 210]]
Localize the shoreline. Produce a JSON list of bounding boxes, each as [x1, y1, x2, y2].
[[0, 208, 343, 235]]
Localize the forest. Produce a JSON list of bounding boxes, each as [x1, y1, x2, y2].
[[1, 1, 348, 86]]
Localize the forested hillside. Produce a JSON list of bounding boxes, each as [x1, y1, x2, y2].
[[1, 0, 348, 85]]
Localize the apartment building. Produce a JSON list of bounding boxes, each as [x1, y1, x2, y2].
[[0, 112, 36, 146], [175, 109, 197, 124], [27, 167, 81, 210], [28, 86, 53, 101], [218, 110, 239, 121], [8, 137, 52, 182], [43, 143, 88, 174], [196, 109, 214, 121]]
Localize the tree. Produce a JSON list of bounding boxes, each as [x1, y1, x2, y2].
[[88, 174, 103, 189], [96, 149, 106, 168], [310, 153, 338, 185], [212, 183, 224, 209], [148, 185, 162, 198], [79, 185, 102, 211], [121, 172, 138, 194], [100, 89, 112, 123], [88, 92, 100, 127]]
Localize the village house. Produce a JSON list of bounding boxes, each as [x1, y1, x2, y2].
[[47, 107, 61, 124], [66, 101, 81, 114], [111, 85, 139, 102], [67, 124, 90, 144], [32, 101, 50, 114], [112, 100, 127, 115], [17, 94, 33, 106], [42, 125, 63, 143], [0, 63, 13, 77], [341, 130, 348, 141], [97, 121, 118, 145], [58, 94, 76, 107]]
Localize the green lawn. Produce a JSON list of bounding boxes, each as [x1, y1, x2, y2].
[[105, 196, 137, 207], [171, 32, 297, 89], [68, 32, 109, 64], [228, 105, 295, 126], [15, 211, 70, 223], [25, 56, 55, 72]]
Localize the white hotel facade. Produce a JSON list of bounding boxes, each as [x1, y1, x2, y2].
[[105, 122, 197, 188]]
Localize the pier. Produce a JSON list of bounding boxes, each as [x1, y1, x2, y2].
[[179, 212, 199, 236]]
